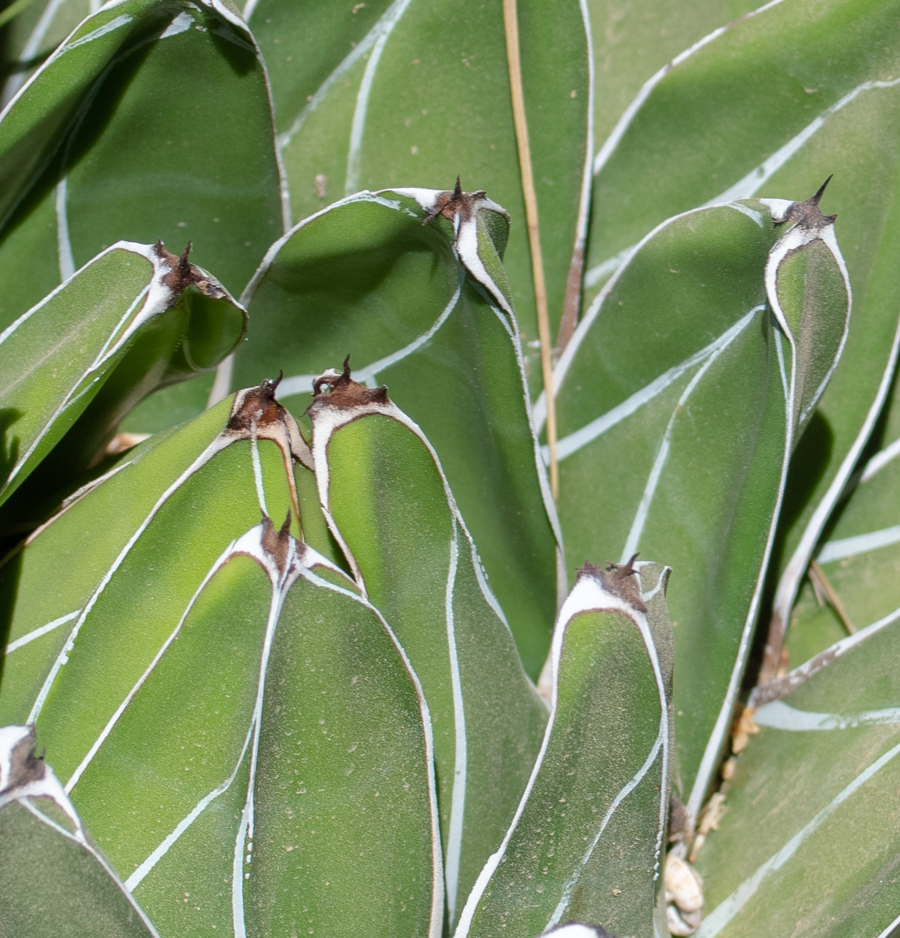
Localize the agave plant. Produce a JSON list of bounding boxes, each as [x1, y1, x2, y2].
[[1, 1, 899, 937]]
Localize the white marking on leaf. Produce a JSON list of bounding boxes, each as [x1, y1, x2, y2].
[[592, 0, 787, 177], [539, 202, 764, 434], [548, 307, 761, 463], [752, 604, 900, 707], [0, 0, 67, 105], [876, 912, 900, 938], [126, 721, 255, 892], [55, 176, 75, 281], [26, 433, 234, 724], [686, 325, 794, 822], [444, 521, 467, 923], [5, 610, 80, 655], [561, 0, 596, 336], [231, 533, 294, 938], [727, 201, 765, 227], [621, 311, 760, 562], [250, 435, 269, 517], [292, 559, 445, 938], [160, 11, 194, 38], [786, 307, 900, 576], [708, 77, 900, 206], [62, 13, 134, 52], [345, 0, 413, 193], [14, 796, 163, 937], [549, 724, 665, 927], [818, 524, 900, 564], [583, 244, 636, 291], [454, 574, 669, 937], [861, 434, 900, 483], [276, 0, 410, 152], [696, 738, 900, 937], [331, 275, 463, 391], [64, 538, 241, 794], [754, 699, 900, 731]]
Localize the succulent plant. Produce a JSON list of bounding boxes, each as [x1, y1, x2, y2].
[[1, 1, 900, 937]]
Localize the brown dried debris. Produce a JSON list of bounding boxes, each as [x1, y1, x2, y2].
[[155, 240, 226, 299], [778, 176, 836, 230], [309, 356, 389, 410], [422, 176, 487, 227], [731, 703, 759, 755]]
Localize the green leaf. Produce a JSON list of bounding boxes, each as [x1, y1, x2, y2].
[[582, 0, 900, 682], [583, 0, 761, 151], [226, 189, 560, 676], [0, 385, 298, 727], [550, 197, 850, 823], [0, 0, 284, 430], [773, 408, 900, 677], [0, 241, 245, 511], [695, 620, 900, 938], [455, 560, 673, 938], [1, 387, 443, 938], [251, 0, 592, 375], [306, 365, 549, 926], [0, 0, 91, 106], [0, 725, 159, 938]]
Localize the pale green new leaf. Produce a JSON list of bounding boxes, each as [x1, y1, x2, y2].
[[551, 198, 850, 823], [306, 367, 548, 926], [226, 189, 560, 675], [249, 0, 591, 370], [0, 388, 296, 727], [455, 561, 673, 938], [0, 725, 159, 938], [0, 241, 245, 511]]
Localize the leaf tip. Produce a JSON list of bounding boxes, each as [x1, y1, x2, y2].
[[576, 554, 646, 612], [309, 359, 389, 410], [779, 176, 837, 230]]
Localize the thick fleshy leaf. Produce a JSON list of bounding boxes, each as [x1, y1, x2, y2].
[[0, 725, 159, 938], [225, 188, 560, 676], [0, 0, 284, 431], [582, 0, 900, 683], [0, 385, 302, 726], [1, 388, 443, 938], [455, 560, 673, 938], [250, 0, 592, 370], [549, 198, 850, 824], [306, 365, 548, 926], [694, 620, 900, 938], [0, 241, 245, 511], [584, 0, 760, 150]]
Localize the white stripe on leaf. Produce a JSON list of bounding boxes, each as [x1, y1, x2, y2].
[[754, 699, 900, 731], [696, 738, 900, 937]]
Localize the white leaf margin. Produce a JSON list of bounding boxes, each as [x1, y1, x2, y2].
[[453, 563, 671, 937]]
